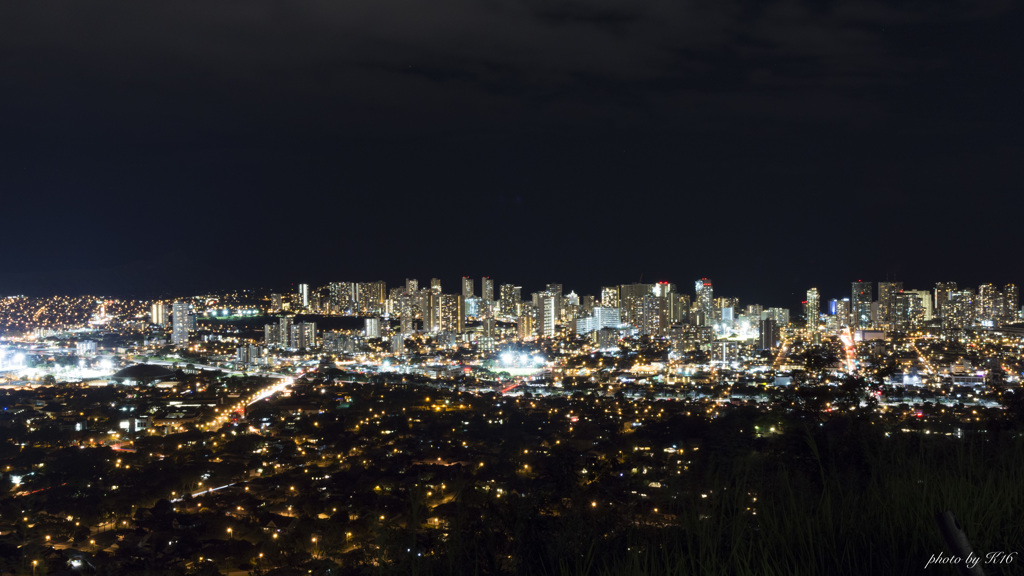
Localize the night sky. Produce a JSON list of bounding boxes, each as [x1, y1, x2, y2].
[[2, 0, 1022, 308]]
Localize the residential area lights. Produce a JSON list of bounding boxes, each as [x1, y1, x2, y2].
[[1, 280, 1023, 573]]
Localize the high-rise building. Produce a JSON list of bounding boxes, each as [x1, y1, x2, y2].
[[653, 282, 674, 298], [398, 292, 416, 334], [618, 283, 654, 326], [150, 302, 168, 327], [545, 284, 563, 322], [278, 317, 294, 348], [695, 279, 714, 327], [481, 277, 494, 302], [758, 318, 779, 351], [805, 288, 820, 333], [499, 284, 521, 316], [482, 316, 497, 338], [976, 283, 1007, 327], [290, 322, 316, 349], [766, 307, 790, 327], [424, 291, 442, 333], [877, 281, 902, 329], [329, 282, 356, 314], [298, 283, 310, 309], [517, 315, 535, 339], [715, 297, 739, 325], [430, 278, 442, 294], [364, 318, 381, 338], [440, 294, 465, 333], [462, 277, 474, 299], [638, 293, 670, 336], [894, 291, 926, 332], [391, 333, 406, 355], [601, 287, 619, 309], [670, 294, 691, 323], [903, 290, 933, 321], [406, 278, 419, 293], [576, 306, 622, 335], [1006, 284, 1020, 323], [943, 289, 975, 336], [934, 282, 957, 319], [172, 301, 191, 346], [581, 295, 596, 316], [356, 281, 387, 315], [851, 281, 873, 329], [236, 344, 262, 365], [536, 292, 557, 337], [828, 298, 850, 327]]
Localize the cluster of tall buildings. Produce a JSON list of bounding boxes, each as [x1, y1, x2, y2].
[[803, 281, 1020, 337], [150, 301, 196, 346], [152, 276, 1022, 353], [263, 317, 318, 350]]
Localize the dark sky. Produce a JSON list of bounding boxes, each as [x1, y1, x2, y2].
[[2, 0, 1022, 308]]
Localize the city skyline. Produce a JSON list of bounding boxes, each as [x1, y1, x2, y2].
[[3, 1, 1022, 573], [2, 272, 1021, 317]]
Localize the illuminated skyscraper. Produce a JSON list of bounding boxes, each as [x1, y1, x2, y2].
[[499, 284, 521, 316], [440, 294, 465, 333], [828, 298, 851, 327], [894, 291, 926, 331], [424, 291, 442, 333], [536, 292, 557, 337], [151, 302, 168, 327], [481, 277, 494, 302], [298, 283, 310, 309], [903, 290, 933, 321], [1006, 284, 1020, 322], [290, 322, 316, 349], [653, 282, 674, 298], [462, 277, 474, 299], [171, 301, 191, 346], [329, 282, 356, 314], [356, 281, 387, 315], [517, 315, 535, 339], [877, 281, 902, 329], [715, 297, 738, 324], [278, 316, 293, 348], [545, 284, 563, 321], [601, 287, 619, 309], [576, 306, 622, 335], [617, 283, 654, 326], [851, 281, 873, 329], [943, 289, 975, 337], [805, 288, 820, 331], [364, 318, 381, 338], [638, 293, 670, 336], [934, 282, 957, 319], [766, 307, 790, 327], [669, 294, 690, 323], [695, 279, 714, 327], [758, 318, 779, 351], [976, 283, 998, 326]]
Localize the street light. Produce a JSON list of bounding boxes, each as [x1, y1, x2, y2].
[[227, 527, 233, 539]]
